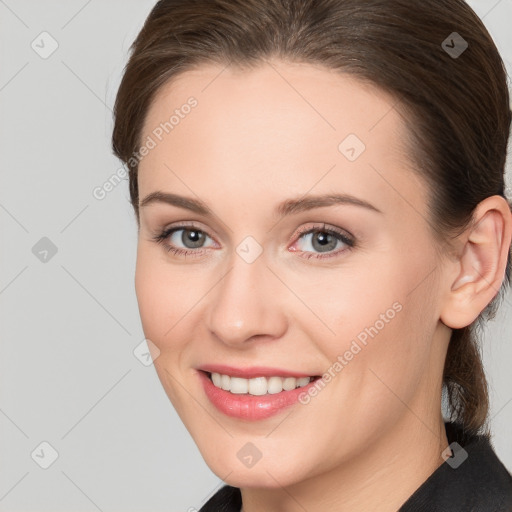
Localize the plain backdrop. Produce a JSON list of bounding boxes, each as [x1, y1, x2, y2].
[[0, 1, 511, 510]]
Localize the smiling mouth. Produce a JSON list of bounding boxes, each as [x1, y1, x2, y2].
[[204, 371, 322, 396]]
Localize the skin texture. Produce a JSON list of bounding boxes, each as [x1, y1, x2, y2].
[[134, 59, 512, 512]]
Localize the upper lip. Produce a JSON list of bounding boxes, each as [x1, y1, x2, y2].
[[198, 364, 319, 379]]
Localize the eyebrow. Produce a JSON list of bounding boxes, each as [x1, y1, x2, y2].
[[139, 191, 383, 218]]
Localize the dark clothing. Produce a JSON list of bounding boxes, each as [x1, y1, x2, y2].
[[199, 421, 512, 511]]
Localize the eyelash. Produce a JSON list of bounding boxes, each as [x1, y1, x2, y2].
[[151, 222, 355, 260]]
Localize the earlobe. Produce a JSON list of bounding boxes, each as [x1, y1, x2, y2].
[[440, 196, 512, 329]]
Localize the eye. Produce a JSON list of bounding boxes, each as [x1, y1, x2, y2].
[[152, 222, 215, 257], [291, 223, 355, 260], [152, 222, 355, 260]]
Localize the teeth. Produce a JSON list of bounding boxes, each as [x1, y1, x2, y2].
[[209, 372, 313, 395]]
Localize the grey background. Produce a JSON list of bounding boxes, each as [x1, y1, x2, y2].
[[0, 1, 511, 510]]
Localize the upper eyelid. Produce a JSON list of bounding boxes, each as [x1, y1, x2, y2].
[[295, 223, 352, 238]]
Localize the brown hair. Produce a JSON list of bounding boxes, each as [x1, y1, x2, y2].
[[112, 0, 512, 436]]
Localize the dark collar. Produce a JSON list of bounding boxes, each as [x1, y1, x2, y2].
[[199, 421, 512, 512], [399, 421, 512, 511]]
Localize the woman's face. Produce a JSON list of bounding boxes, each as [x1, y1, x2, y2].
[[135, 59, 451, 488]]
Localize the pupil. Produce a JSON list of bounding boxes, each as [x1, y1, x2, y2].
[[318, 233, 329, 244]]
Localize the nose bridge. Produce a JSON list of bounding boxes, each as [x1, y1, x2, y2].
[[207, 246, 286, 345]]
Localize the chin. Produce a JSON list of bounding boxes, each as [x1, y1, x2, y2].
[[199, 444, 311, 489], [222, 468, 302, 489]]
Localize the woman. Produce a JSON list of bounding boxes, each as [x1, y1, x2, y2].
[[111, 0, 512, 510]]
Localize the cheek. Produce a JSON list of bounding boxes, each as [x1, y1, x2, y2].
[[307, 263, 400, 346], [315, 253, 436, 393], [134, 244, 214, 353], [134, 246, 182, 349], [134, 255, 162, 338]]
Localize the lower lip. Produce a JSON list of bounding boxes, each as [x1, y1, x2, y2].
[[198, 370, 320, 421]]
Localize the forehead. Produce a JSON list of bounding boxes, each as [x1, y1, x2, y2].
[[143, 59, 406, 143], [138, 59, 427, 220]]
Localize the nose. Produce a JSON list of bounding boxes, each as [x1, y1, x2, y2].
[[206, 250, 288, 348]]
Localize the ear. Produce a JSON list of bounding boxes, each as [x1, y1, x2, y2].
[[440, 195, 512, 329]]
